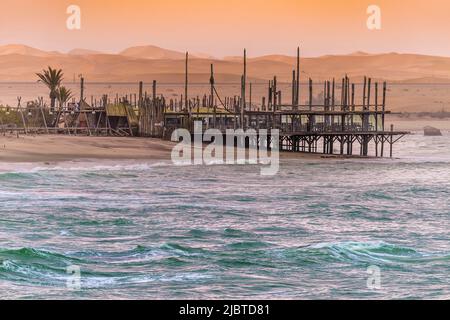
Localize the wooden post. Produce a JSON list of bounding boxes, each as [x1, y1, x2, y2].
[[382, 82, 387, 132], [375, 82, 378, 131], [243, 49, 247, 107], [138, 81, 143, 107], [363, 76, 367, 111], [249, 83, 252, 111], [330, 78, 335, 128], [308, 78, 312, 111], [138, 81, 143, 135], [152, 80, 157, 136], [296, 46, 300, 106], [80, 77, 85, 102], [345, 77, 350, 110], [39, 98, 49, 134], [390, 124, 394, 158], [366, 77, 371, 131], [351, 83, 355, 128], [346, 76, 350, 109], [273, 76, 277, 111], [185, 52, 189, 111], [344, 75, 349, 109], [210, 64, 216, 128], [292, 70, 296, 106], [17, 97, 28, 135], [351, 83, 355, 110], [241, 49, 247, 129]]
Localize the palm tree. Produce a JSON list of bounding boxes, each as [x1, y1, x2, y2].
[[56, 86, 73, 110], [53, 86, 73, 128], [36, 67, 64, 111]]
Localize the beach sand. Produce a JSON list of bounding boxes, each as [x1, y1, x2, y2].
[[0, 135, 176, 163], [0, 134, 326, 165], [1, 117, 443, 164]]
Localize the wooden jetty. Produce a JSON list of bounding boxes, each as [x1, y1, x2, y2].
[[152, 49, 407, 158], [0, 47, 408, 158]]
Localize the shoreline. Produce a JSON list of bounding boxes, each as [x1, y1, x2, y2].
[[0, 134, 323, 165], [0, 117, 438, 165], [0, 135, 175, 164]]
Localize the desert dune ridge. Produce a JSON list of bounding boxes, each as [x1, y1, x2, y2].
[[2, 44, 450, 84]]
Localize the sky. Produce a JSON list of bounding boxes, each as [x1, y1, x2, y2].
[[0, 0, 450, 57]]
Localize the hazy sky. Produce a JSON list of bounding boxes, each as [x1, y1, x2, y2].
[[0, 0, 449, 57]]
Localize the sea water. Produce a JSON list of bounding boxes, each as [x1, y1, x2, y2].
[[0, 132, 449, 299]]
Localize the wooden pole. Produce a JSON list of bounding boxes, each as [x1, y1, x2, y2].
[[332, 78, 335, 110], [268, 80, 273, 111], [375, 82, 379, 131], [241, 49, 247, 129], [382, 82, 387, 132], [243, 49, 247, 108], [292, 70, 296, 106], [185, 52, 189, 111], [249, 83, 252, 111], [152, 80, 157, 136], [39, 98, 49, 134], [138, 81, 143, 135], [309, 78, 313, 111], [351, 83, 355, 127], [273, 76, 277, 111], [80, 77, 85, 102], [366, 77, 371, 132], [363, 76, 367, 110], [344, 75, 349, 109], [390, 124, 394, 158], [296, 46, 300, 106], [17, 97, 28, 135], [210, 64, 216, 128]]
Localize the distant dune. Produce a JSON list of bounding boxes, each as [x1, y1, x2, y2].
[[119, 45, 187, 60], [0, 44, 61, 58], [1, 44, 450, 84], [68, 48, 103, 56]]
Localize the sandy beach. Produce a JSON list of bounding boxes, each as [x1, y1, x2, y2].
[[0, 134, 176, 163], [0, 134, 330, 165], [0, 117, 444, 164]]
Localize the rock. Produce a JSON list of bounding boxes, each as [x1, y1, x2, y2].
[[424, 126, 442, 136]]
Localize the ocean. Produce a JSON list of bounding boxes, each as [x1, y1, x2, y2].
[[0, 132, 449, 299]]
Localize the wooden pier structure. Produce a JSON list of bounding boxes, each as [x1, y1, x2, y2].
[[0, 47, 408, 157]]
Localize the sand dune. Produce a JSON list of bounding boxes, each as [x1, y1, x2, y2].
[[68, 48, 103, 56], [1, 44, 450, 83], [119, 45, 187, 60], [0, 44, 62, 58]]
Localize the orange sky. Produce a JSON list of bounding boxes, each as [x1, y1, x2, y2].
[[0, 0, 449, 57]]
